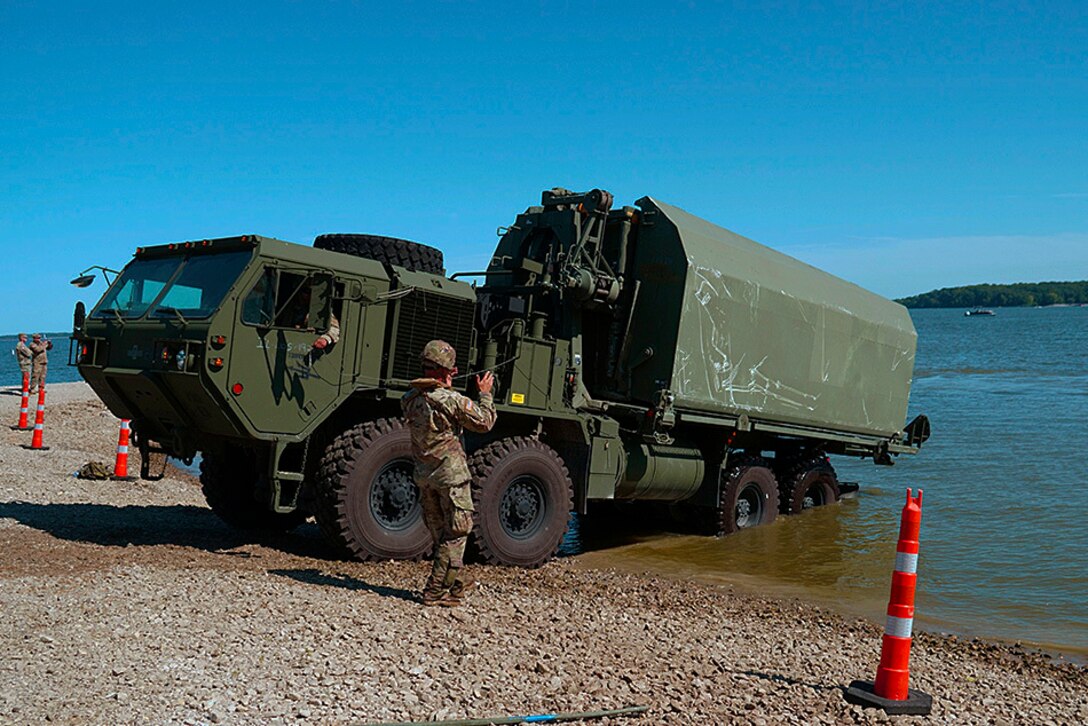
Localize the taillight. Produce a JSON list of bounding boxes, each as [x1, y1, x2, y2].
[[231, 383, 244, 395], [209, 357, 224, 371]]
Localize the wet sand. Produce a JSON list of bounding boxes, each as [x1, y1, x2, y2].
[[0, 383, 1084, 724]]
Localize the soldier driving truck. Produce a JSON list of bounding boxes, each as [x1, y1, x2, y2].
[[69, 187, 929, 569], [402, 340, 496, 606]]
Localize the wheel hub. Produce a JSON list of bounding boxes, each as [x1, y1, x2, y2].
[[500, 476, 546, 540], [369, 460, 420, 531], [802, 484, 825, 509], [735, 482, 764, 529]]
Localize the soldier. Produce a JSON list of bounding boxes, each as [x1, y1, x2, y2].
[[401, 340, 496, 607], [28, 333, 52, 394], [14, 334, 32, 383]]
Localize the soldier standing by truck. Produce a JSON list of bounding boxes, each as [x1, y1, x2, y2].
[[28, 333, 52, 394], [402, 340, 496, 606]]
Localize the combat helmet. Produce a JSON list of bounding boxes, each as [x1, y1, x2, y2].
[[421, 340, 456, 370]]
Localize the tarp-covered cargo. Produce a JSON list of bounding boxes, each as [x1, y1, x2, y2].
[[627, 197, 917, 438]]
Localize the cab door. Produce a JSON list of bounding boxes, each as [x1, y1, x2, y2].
[[230, 265, 346, 435]]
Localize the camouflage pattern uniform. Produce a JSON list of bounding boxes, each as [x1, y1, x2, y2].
[[15, 335, 32, 379], [401, 340, 496, 605], [28, 334, 50, 394]]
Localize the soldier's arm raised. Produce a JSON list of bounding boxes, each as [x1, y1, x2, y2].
[[454, 391, 496, 433]]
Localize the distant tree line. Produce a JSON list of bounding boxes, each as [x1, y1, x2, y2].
[[896, 281, 1088, 308]]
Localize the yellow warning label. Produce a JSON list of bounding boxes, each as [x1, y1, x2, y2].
[[511, 393, 526, 405]]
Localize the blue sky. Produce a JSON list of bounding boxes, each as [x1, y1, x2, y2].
[[3, 1, 1086, 334]]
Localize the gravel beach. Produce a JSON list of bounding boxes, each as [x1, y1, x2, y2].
[[1, 382, 1084, 724]]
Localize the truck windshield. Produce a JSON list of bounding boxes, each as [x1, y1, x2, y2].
[[91, 257, 183, 319], [150, 251, 251, 319]]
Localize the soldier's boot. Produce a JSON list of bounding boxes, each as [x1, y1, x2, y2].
[[448, 575, 476, 601], [420, 558, 451, 606], [439, 567, 474, 606]]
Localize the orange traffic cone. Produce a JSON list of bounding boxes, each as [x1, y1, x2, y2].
[[22, 388, 50, 451], [110, 419, 135, 481], [11, 372, 31, 430], [845, 489, 932, 715]]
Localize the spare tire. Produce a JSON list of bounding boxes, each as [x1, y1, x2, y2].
[[313, 234, 445, 275]]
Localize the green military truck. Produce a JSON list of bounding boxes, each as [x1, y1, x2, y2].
[[70, 187, 929, 567]]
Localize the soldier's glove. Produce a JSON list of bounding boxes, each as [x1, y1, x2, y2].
[[313, 337, 328, 350]]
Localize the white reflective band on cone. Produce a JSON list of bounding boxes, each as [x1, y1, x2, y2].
[[117, 445, 129, 454], [895, 551, 919, 574], [34, 424, 43, 431], [885, 615, 914, 638]]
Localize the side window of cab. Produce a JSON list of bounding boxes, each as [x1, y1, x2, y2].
[[241, 268, 332, 331]]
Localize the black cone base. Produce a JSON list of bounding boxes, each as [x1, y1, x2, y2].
[[21, 445, 51, 451], [845, 680, 933, 716]]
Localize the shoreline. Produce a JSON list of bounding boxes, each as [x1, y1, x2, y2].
[[571, 548, 1088, 667], [1, 382, 1084, 723]]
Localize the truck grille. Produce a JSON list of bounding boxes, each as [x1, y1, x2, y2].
[[389, 291, 475, 381]]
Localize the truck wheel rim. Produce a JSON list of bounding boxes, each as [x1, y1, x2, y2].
[[500, 476, 546, 540], [801, 484, 825, 510], [369, 460, 420, 531], [735, 482, 764, 528]]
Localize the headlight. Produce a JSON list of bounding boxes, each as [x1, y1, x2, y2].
[[175, 349, 187, 371]]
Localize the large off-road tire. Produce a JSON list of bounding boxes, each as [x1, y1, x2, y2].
[[718, 456, 779, 535], [200, 451, 306, 531], [469, 438, 573, 568], [313, 234, 445, 275], [778, 453, 841, 515], [313, 418, 432, 561]]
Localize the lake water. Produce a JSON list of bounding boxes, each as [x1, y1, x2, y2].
[[574, 307, 1088, 655], [5, 310, 1087, 653]]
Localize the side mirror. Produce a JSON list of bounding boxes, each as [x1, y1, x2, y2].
[[73, 302, 86, 333]]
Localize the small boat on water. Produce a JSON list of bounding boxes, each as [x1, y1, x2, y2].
[[964, 308, 996, 317]]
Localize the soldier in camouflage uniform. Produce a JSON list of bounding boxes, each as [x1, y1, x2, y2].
[[14, 334, 32, 382], [28, 334, 51, 394], [401, 340, 496, 606]]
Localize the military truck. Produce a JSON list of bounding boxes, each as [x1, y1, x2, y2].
[[70, 187, 929, 567]]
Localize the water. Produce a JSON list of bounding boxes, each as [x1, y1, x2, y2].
[[1, 333, 83, 387], [574, 307, 1088, 655]]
